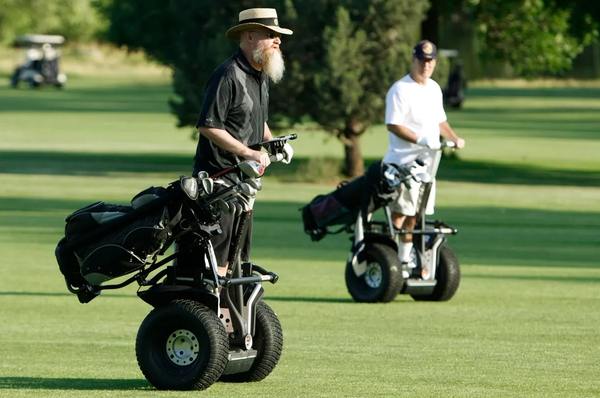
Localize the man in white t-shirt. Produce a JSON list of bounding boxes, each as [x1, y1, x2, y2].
[[383, 40, 465, 276]]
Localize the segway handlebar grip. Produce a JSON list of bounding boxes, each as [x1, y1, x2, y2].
[[269, 153, 285, 162], [442, 140, 456, 149]]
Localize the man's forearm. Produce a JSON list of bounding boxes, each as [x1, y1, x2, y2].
[[439, 121, 466, 148], [387, 124, 418, 143], [264, 122, 273, 141], [198, 127, 254, 158], [439, 121, 458, 141], [198, 126, 271, 165]]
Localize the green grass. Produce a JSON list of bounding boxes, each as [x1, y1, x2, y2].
[[1, 72, 599, 397]]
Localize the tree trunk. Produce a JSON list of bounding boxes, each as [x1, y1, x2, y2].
[[342, 126, 364, 177], [421, 0, 439, 44]]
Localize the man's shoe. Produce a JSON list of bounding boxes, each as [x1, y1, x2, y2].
[[401, 262, 411, 279]]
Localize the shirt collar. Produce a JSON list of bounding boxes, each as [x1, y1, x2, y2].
[[235, 49, 262, 78]]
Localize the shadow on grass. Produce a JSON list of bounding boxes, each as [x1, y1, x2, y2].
[[436, 157, 600, 187], [0, 82, 172, 114], [448, 114, 600, 140], [1, 150, 599, 187], [0, 376, 148, 390], [2, 196, 599, 269], [0, 150, 191, 176], [266, 296, 353, 303], [0, 291, 131, 298], [467, 86, 600, 99], [466, 273, 600, 284]]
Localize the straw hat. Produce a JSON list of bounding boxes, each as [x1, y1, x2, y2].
[[226, 8, 293, 39]]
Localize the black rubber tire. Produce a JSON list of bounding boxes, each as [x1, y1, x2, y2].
[[411, 244, 460, 302], [136, 299, 228, 390], [345, 242, 403, 303], [221, 301, 283, 382]]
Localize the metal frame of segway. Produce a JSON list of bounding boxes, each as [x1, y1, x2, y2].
[[349, 141, 458, 296], [64, 134, 296, 375]]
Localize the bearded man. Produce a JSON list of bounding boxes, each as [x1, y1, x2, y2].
[[191, 8, 293, 269]]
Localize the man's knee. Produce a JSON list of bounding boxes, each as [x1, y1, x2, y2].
[[392, 213, 416, 243], [404, 215, 417, 229], [392, 213, 405, 229]]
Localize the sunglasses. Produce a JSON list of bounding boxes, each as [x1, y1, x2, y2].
[[266, 31, 281, 39], [251, 30, 280, 39]]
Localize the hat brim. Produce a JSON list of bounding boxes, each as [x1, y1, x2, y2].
[[415, 54, 437, 61], [226, 23, 293, 39]]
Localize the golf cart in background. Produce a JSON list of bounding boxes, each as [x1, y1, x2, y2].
[[302, 142, 461, 303], [10, 34, 67, 89], [439, 49, 466, 109]]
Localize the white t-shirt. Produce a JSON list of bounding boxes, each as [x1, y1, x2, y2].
[[383, 74, 446, 168]]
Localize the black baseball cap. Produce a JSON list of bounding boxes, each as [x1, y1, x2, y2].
[[413, 40, 437, 61]]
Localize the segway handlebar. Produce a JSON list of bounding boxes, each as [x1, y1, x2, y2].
[[210, 133, 297, 180], [256, 133, 298, 152]]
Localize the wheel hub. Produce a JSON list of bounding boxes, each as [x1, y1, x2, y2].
[[166, 329, 199, 366], [364, 262, 382, 288]]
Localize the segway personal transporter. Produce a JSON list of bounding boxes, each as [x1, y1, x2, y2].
[[55, 134, 296, 390], [302, 141, 460, 303]]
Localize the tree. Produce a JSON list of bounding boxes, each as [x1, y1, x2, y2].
[[432, 0, 599, 77], [475, 0, 596, 76], [100, 0, 428, 177], [98, 0, 282, 128], [0, 0, 104, 45], [273, 0, 429, 176]]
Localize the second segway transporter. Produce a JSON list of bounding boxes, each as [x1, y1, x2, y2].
[[301, 143, 461, 303]]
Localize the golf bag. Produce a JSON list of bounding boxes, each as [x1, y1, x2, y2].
[[55, 187, 180, 290], [302, 161, 406, 241]]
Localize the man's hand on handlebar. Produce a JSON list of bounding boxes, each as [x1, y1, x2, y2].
[[416, 135, 466, 151], [244, 149, 271, 169], [453, 137, 466, 149], [260, 134, 297, 164], [416, 135, 441, 150]]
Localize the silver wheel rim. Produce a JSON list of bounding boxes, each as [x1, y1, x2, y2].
[[364, 262, 382, 288], [166, 329, 199, 366]]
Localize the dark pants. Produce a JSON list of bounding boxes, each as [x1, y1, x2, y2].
[[174, 211, 253, 279], [211, 210, 253, 267]]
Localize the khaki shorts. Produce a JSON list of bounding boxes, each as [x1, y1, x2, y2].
[[389, 178, 436, 216]]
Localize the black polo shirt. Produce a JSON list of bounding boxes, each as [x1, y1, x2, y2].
[[193, 49, 269, 177]]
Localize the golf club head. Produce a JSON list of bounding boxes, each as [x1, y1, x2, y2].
[[239, 182, 257, 197], [382, 163, 404, 189], [245, 177, 262, 191], [411, 165, 432, 183], [239, 160, 265, 178], [233, 201, 243, 216], [195, 171, 214, 196], [180, 176, 199, 200], [201, 178, 214, 195], [216, 199, 230, 213]]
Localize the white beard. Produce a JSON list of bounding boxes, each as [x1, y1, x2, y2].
[[253, 47, 285, 83]]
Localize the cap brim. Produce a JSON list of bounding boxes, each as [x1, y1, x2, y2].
[[226, 23, 293, 39]]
